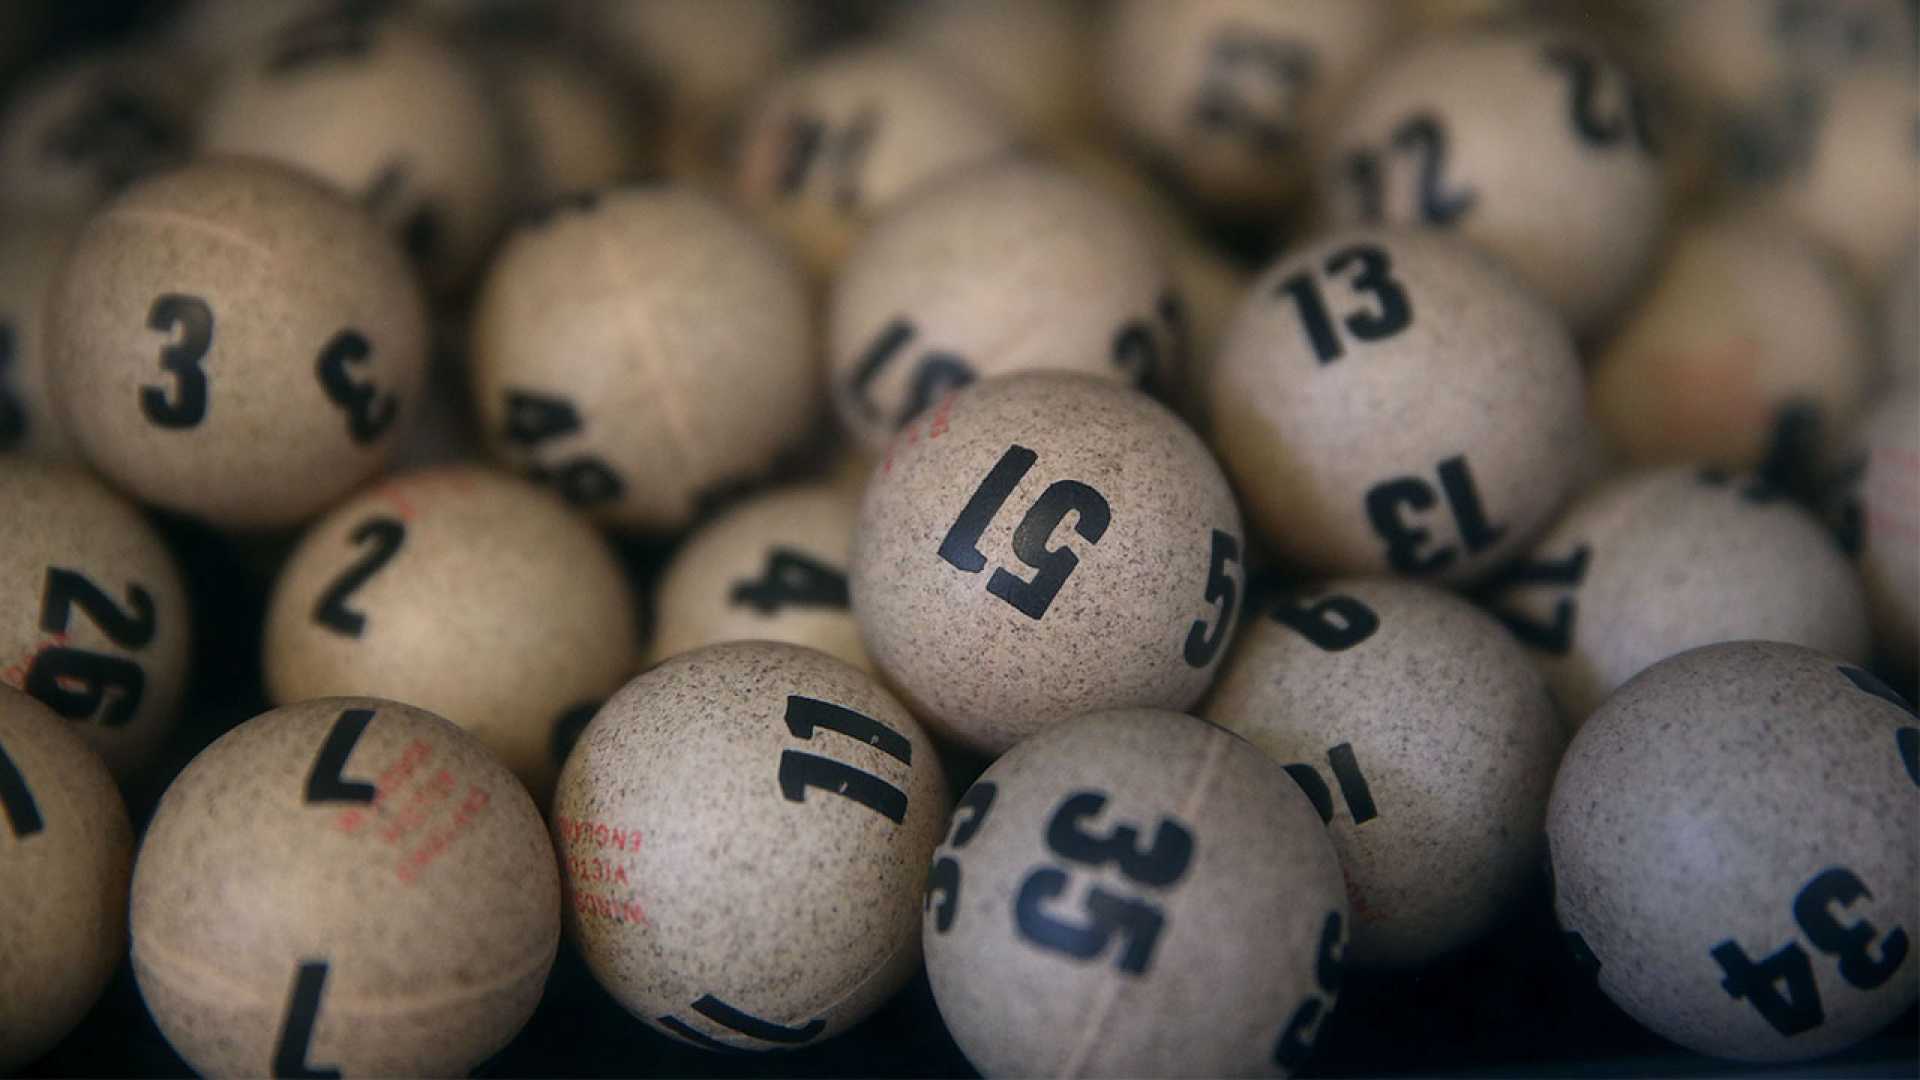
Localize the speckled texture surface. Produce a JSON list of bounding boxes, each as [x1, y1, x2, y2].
[[0, 213, 82, 460], [1321, 26, 1668, 336], [1205, 578, 1564, 970], [649, 483, 869, 673], [551, 641, 951, 1052], [1101, 0, 1393, 215], [1547, 640, 1919, 1062], [923, 708, 1348, 1078], [130, 696, 560, 1077], [199, 12, 509, 294], [732, 45, 1018, 277], [829, 159, 1177, 454], [0, 461, 191, 777], [1210, 227, 1588, 587], [263, 465, 640, 806], [0, 687, 133, 1071], [852, 372, 1245, 755], [1589, 210, 1871, 472], [471, 184, 817, 534], [45, 157, 429, 530], [1486, 465, 1870, 726]]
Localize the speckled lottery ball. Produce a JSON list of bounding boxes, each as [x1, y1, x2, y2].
[[0, 461, 190, 778], [650, 483, 868, 673], [1206, 579, 1563, 969], [552, 642, 950, 1052], [131, 697, 560, 1077], [0, 213, 82, 459], [1549, 641, 1918, 1063], [1210, 227, 1588, 586], [1590, 211, 1871, 472], [0, 687, 133, 1072], [472, 185, 815, 534], [264, 465, 639, 805], [46, 157, 429, 530], [199, 7, 509, 293], [1838, 386, 1919, 678], [829, 160, 1181, 454], [924, 708, 1348, 1077], [853, 372, 1245, 755], [1321, 26, 1667, 336], [1101, 0, 1393, 218], [1482, 466, 1869, 727], [733, 46, 1019, 276]]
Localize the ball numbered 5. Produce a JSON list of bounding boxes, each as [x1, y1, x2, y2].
[[924, 708, 1349, 1078], [47, 157, 429, 530], [0, 461, 190, 778], [1548, 642, 1918, 1062], [552, 642, 950, 1052], [130, 697, 561, 1078], [852, 372, 1245, 755]]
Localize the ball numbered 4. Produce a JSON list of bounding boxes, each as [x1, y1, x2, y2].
[[0, 687, 133, 1072], [1206, 579, 1564, 969], [552, 642, 950, 1052], [1548, 642, 1918, 1062], [47, 157, 429, 530], [924, 708, 1349, 1077], [130, 697, 561, 1078], [1210, 227, 1587, 586], [852, 372, 1245, 755], [0, 461, 190, 778]]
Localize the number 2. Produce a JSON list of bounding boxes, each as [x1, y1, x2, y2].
[[311, 517, 406, 638]]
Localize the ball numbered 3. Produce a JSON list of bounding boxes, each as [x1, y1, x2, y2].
[[130, 697, 561, 1078], [1548, 642, 1918, 1062], [47, 157, 429, 530], [552, 642, 950, 1052], [852, 372, 1245, 755], [924, 708, 1349, 1078]]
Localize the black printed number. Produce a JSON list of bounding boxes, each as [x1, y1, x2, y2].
[[1343, 113, 1477, 226], [777, 695, 912, 824], [843, 318, 975, 433], [1270, 591, 1379, 651], [1014, 791, 1194, 975], [1283, 743, 1379, 825], [315, 330, 397, 444], [1838, 665, 1920, 786], [1189, 26, 1317, 155], [1274, 911, 1347, 1072], [0, 739, 45, 838], [938, 445, 1112, 621], [1277, 244, 1413, 364], [22, 567, 156, 728], [1365, 455, 1505, 575], [926, 781, 999, 934], [1712, 866, 1910, 1037], [0, 321, 23, 450], [271, 960, 340, 1079], [305, 708, 377, 805], [658, 994, 825, 1052], [1183, 529, 1240, 667], [777, 109, 877, 209], [1541, 44, 1657, 154], [311, 516, 406, 638], [140, 294, 213, 428], [1477, 544, 1592, 655], [501, 390, 625, 508], [1110, 291, 1189, 386], [730, 549, 849, 614]]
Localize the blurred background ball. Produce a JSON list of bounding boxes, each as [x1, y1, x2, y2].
[[0, 213, 82, 460]]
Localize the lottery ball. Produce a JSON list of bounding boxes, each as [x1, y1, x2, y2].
[[46, 157, 429, 530], [1838, 386, 1919, 678], [551, 641, 949, 1052], [892, 0, 1096, 143], [1548, 641, 1918, 1062], [482, 46, 643, 216], [852, 372, 1245, 755], [0, 687, 133, 1071], [1320, 26, 1667, 336], [923, 708, 1349, 1078], [199, 7, 508, 293], [1590, 210, 1871, 472], [581, 0, 802, 123], [733, 45, 1018, 276], [0, 213, 82, 459], [0, 460, 190, 778], [0, 51, 192, 214], [130, 696, 561, 1077], [1481, 466, 1870, 726], [1206, 579, 1563, 969], [1209, 227, 1588, 586], [650, 483, 868, 673], [1101, 0, 1393, 217], [471, 184, 815, 534], [263, 465, 639, 805], [828, 159, 1181, 454], [1647, 0, 1914, 118]]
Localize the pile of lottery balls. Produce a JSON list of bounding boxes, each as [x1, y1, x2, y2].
[[0, 0, 1915, 1076]]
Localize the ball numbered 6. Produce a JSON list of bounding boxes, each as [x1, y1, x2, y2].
[[552, 642, 949, 1052], [852, 372, 1245, 755], [924, 709, 1349, 1077], [0, 461, 190, 778], [47, 158, 429, 530], [1549, 642, 1918, 1062], [131, 697, 561, 1078], [1210, 227, 1587, 586]]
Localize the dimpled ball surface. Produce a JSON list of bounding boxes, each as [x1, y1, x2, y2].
[[130, 696, 561, 1077], [923, 708, 1349, 1078], [852, 371, 1245, 755], [1548, 641, 1918, 1062]]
